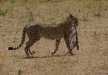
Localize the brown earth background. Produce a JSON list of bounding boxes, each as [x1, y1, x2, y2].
[[0, 0, 108, 75]]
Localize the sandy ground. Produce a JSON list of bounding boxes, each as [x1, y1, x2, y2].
[[0, 0, 108, 75]]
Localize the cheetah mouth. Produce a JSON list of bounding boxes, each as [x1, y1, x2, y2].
[[8, 47, 16, 50]]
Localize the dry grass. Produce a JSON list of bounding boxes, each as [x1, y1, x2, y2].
[[0, 0, 108, 75]]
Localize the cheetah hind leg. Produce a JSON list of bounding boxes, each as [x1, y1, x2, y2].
[[25, 39, 37, 57]]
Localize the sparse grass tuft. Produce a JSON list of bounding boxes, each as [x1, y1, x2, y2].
[[94, 13, 101, 17], [10, 0, 16, 4], [0, 9, 8, 16]]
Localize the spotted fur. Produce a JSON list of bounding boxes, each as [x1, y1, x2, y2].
[[8, 14, 79, 57]]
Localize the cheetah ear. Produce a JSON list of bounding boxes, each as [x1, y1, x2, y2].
[[69, 13, 73, 18]]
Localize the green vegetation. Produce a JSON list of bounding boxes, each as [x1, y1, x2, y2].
[[0, 9, 8, 16], [0, 0, 108, 24], [10, 0, 16, 4]]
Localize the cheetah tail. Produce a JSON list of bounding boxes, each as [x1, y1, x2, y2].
[[8, 26, 27, 50]]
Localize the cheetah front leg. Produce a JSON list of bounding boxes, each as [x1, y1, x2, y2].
[[51, 38, 61, 55]]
